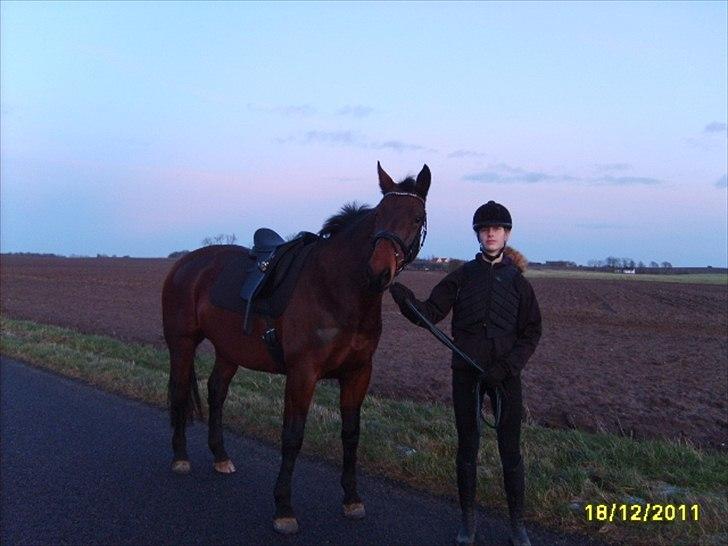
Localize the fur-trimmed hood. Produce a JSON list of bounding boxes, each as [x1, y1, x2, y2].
[[504, 246, 528, 272]]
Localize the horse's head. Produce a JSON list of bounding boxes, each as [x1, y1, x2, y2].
[[368, 162, 431, 292]]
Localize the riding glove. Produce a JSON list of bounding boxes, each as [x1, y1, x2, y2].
[[389, 282, 427, 326], [389, 282, 414, 306], [480, 359, 508, 389]]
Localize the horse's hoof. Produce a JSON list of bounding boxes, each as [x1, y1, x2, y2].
[[213, 460, 236, 474], [171, 460, 191, 474], [343, 502, 366, 519], [273, 517, 299, 534]]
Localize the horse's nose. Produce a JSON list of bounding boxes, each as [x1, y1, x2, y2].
[[378, 268, 391, 289], [366, 266, 392, 292]]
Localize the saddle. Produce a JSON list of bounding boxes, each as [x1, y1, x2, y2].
[[239, 228, 287, 331], [209, 228, 320, 334]]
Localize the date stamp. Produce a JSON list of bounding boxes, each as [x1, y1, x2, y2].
[[584, 504, 700, 523]]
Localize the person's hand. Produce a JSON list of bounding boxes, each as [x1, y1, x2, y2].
[[389, 282, 414, 306], [481, 360, 508, 389]]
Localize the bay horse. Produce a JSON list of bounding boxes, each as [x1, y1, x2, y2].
[[162, 162, 431, 534]]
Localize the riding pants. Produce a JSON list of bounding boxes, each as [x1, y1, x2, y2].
[[452, 369, 525, 521]]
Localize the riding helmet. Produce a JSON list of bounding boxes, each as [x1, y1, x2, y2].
[[472, 201, 512, 231]]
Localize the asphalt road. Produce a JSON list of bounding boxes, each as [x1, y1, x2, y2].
[[0, 357, 604, 545]]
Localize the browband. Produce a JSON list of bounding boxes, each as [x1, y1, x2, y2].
[[382, 192, 426, 205]]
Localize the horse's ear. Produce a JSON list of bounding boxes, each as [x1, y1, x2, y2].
[[377, 161, 395, 194], [416, 164, 431, 197]]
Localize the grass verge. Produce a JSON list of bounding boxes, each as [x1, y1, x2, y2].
[[1, 316, 726, 545], [525, 270, 728, 285]]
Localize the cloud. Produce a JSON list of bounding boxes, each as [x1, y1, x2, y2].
[[463, 163, 663, 186], [448, 149, 486, 159], [704, 122, 727, 133], [276, 130, 431, 153], [276, 130, 364, 146], [247, 103, 317, 117], [302, 130, 362, 145], [715, 174, 728, 188], [371, 140, 426, 152], [463, 163, 576, 184], [464, 171, 556, 184], [595, 162, 631, 172], [336, 105, 374, 118], [591, 175, 663, 186], [686, 122, 727, 150]]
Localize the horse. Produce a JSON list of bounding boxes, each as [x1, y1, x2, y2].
[[162, 162, 431, 534]]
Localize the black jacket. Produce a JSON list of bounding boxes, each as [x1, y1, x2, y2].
[[398, 252, 542, 375]]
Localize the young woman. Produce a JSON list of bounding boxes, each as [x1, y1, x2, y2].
[[389, 201, 542, 546]]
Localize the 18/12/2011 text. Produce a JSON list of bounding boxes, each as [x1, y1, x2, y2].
[[585, 504, 700, 523]]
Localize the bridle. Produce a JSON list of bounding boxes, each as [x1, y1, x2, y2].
[[371, 192, 428, 275]]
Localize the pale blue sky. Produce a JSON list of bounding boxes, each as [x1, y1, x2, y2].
[[2, 1, 726, 265]]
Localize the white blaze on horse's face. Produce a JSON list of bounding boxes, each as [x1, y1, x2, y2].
[[367, 162, 431, 292]]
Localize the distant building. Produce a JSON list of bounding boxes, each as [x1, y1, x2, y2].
[[409, 257, 451, 271]]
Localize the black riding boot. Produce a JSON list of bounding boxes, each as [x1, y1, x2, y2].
[[503, 459, 530, 546], [455, 460, 477, 545]]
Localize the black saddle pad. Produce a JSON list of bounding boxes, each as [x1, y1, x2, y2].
[[209, 234, 319, 318]]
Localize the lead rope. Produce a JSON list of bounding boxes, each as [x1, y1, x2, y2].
[[403, 299, 503, 429], [479, 384, 503, 431]]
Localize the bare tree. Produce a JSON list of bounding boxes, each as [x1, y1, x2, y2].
[[649, 261, 659, 268], [661, 261, 673, 268], [202, 233, 238, 246]]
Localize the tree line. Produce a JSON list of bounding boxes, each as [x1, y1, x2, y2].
[[586, 257, 672, 269]]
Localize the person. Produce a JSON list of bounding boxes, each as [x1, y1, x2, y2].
[[389, 200, 542, 546]]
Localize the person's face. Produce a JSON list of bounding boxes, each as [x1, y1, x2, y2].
[[478, 226, 510, 255]]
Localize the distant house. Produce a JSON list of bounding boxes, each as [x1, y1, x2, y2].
[[409, 257, 451, 271]]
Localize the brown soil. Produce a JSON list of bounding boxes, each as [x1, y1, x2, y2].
[[2, 255, 726, 450]]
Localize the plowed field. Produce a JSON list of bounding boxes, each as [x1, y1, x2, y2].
[[2, 255, 726, 450]]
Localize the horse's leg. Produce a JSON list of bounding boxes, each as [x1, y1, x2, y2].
[[273, 370, 318, 535], [168, 335, 201, 474], [208, 356, 238, 474], [339, 364, 372, 519]]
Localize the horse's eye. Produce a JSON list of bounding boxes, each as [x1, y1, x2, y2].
[[414, 216, 423, 224]]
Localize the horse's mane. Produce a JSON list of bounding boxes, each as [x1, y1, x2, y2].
[[384, 176, 416, 195], [320, 175, 425, 238], [319, 202, 373, 238]]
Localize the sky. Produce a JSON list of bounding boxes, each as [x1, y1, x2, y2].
[[1, 1, 726, 266]]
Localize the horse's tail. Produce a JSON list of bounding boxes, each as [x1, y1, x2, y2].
[[167, 362, 204, 426], [162, 251, 208, 427]]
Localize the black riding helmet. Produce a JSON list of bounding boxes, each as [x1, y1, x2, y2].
[[472, 201, 512, 231]]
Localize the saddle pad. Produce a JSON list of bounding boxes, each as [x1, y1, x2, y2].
[[209, 254, 252, 315], [209, 241, 317, 318]]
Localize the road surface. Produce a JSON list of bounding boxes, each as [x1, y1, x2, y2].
[[0, 357, 603, 545]]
